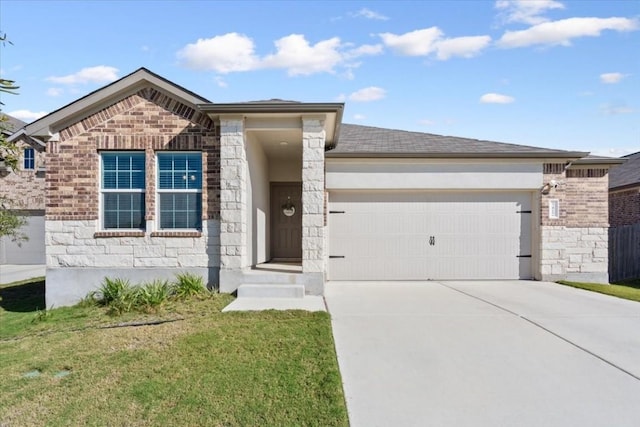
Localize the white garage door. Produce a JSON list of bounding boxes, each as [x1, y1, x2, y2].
[[328, 191, 532, 280]]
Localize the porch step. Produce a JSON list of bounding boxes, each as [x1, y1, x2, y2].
[[237, 284, 305, 299], [242, 270, 305, 285]]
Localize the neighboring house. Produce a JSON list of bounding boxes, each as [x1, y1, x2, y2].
[[12, 68, 622, 306], [609, 151, 640, 227], [0, 114, 46, 265], [608, 151, 640, 281]]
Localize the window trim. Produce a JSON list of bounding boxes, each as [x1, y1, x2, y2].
[[99, 151, 146, 231], [156, 151, 203, 231], [23, 148, 35, 170]]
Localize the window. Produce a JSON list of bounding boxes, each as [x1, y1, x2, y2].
[[24, 148, 35, 170], [549, 199, 560, 219], [101, 152, 145, 229], [157, 152, 202, 230]]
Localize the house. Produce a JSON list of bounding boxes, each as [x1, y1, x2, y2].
[[0, 113, 46, 265], [12, 68, 622, 307], [608, 151, 640, 281], [609, 151, 640, 227]]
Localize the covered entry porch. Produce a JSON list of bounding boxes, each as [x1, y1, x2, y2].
[[198, 101, 343, 295]]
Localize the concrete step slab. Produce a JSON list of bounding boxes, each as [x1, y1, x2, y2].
[[237, 284, 305, 299]]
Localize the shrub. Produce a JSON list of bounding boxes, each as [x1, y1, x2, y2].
[[95, 277, 136, 315], [135, 279, 171, 311], [173, 273, 206, 298]]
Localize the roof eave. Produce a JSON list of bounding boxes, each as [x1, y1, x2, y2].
[[609, 182, 640, 192], [325, 151, 588, 159], [571, 157, 626, 166], [198, 102, 344, 145], [197, 102, 344, 115]]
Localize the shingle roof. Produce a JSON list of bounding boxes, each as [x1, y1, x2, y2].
[[1, 113, 27, 135], [328, 123, 587, 158], [609, 151, 640, 190]]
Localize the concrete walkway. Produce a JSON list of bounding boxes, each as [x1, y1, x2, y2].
[[0, 264, 46, 285], [326, 281, 640, 427]]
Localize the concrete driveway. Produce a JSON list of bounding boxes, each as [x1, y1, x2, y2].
[[0, 264, 46, 285], [325, 280, 640, 427]]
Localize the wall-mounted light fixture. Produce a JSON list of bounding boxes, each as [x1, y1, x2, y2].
[[541, 179, 560, 194]]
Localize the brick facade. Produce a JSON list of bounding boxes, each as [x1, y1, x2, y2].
[[609, 187, 640, 227], [539, 163, 610, 283], [0, 140, 45, 211], [44, 86, 223, 305], [47, 87, 220, 222], [541, 163, 609, 227]]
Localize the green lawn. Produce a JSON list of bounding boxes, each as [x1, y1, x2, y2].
[[556, 279, 640, 302], [0, 279, 348, 426]]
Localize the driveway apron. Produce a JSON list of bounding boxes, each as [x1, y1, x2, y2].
[[325, 281, 640, 427]]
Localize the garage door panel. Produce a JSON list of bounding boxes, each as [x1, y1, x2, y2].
[[328, 191, 532, 280]]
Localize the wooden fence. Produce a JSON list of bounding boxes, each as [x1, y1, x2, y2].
[[609, 223, 640, 282]]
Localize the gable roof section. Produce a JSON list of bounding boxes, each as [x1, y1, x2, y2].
[[1, 113, 27, 136], [609, 151, 640, 190], [23, 67, 210, 140], [328, 124, 588, 159]]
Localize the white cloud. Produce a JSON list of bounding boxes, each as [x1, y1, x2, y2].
[[600, 72, 626, 84], [353, 114, 366, 121], [480, 93, 515, 104], [380, 28, 491, 60], [495, 0, 565, 25], [345, 43, 384, 58], [352, 8, 389, 21], [7, 109, 48, 122], [214, 76, 228, 88], [262, 34, 344, 76], [589, 147, 638, 157], [348, 87, 386, 102], [600, 102, 635, 115], [587, 147, 638, 157], [497, 17, 639, 48], [46, 66, 119, 85], [178, 33, 378, 77], [380, 28, 443, 56], [335, 94, 346, 102], [46, 87, 63, 97], [418, 119, 435, 126], [435, 36, 492, 60], [177, 33, 259, 73]]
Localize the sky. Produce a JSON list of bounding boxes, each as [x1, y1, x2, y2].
[[0, 0, 638, 157]]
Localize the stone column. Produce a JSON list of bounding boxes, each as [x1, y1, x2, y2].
[[301, 117, 326, 274], [219, 117, 247, 272]]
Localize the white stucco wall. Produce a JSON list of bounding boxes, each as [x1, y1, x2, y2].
[[269, 157, 302, 182], [326, 159, 543, 189], [246, 134, 270, 265]]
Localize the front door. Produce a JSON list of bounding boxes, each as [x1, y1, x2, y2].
[[271, 182, 302, 260]]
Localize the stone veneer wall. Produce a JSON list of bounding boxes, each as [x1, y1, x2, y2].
[[217, 117, 326, 295], [609, 188, 640, 227], [218, 118, 247, 272], [45, 86, 221, 306], [0, 140, 45, 211], [301, 117, 326, 279], [539, 163, 610, 283]]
